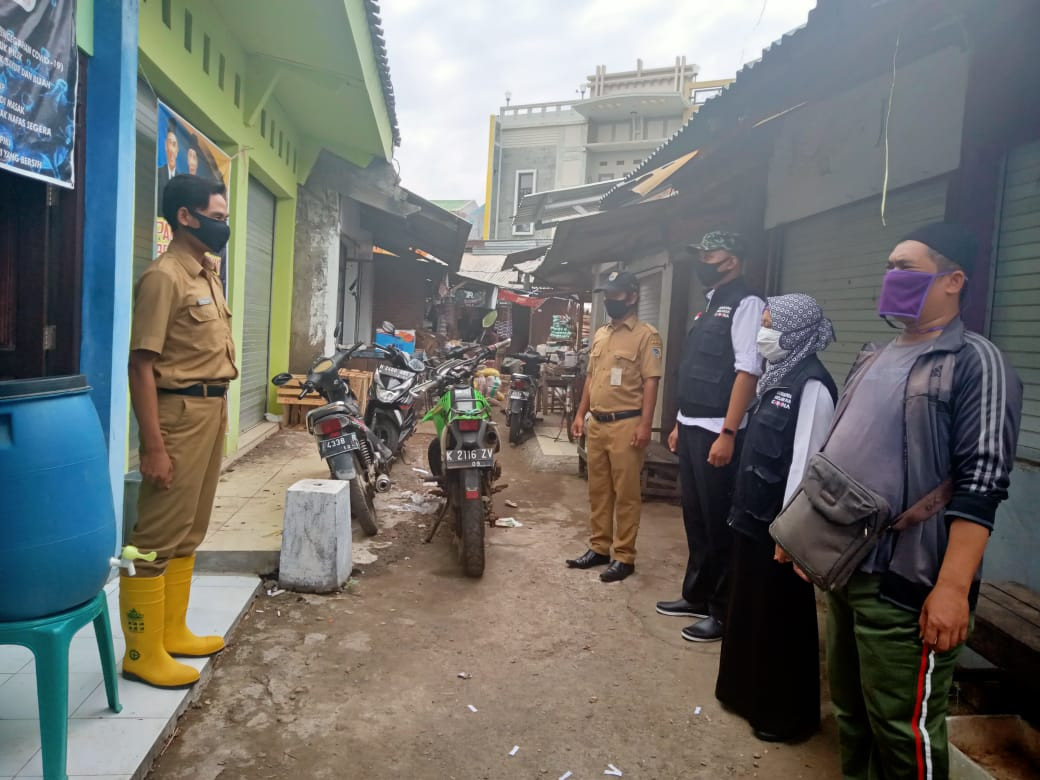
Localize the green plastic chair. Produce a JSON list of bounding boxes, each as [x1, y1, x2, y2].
[[0, 590, 122, 780]]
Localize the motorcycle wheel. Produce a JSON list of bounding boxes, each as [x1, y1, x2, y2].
[[350, 466, 379, 536], [509, 421, 523, 446], [458, 494, 485, 578], [372, 414, 400, 457]]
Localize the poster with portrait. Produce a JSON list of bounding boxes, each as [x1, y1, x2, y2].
[[0, 0, 79, 187], [155, 101, 231, 287]]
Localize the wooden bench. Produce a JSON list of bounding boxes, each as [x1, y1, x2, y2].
[[274, 371, 372, 428], [968, 581, 1040, 694]]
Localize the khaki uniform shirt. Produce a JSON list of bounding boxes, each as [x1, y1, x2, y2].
[[130, 236, 238, 389], [587, 314, 664, 413]]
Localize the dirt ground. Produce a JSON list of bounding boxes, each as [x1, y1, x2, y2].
[[148, 430, 842, 780]]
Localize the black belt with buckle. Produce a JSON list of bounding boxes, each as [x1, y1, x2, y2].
[[591, 409, 642, 423], [162, 384, 229, 398]]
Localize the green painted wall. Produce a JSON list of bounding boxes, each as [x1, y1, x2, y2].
[[138, 0, 303, 454], [76, 0, 94, 55]]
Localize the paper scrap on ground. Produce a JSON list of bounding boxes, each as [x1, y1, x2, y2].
[[605, 763, 623, 776], [495, 517, 523, 528], [694, 706, 702, 716], [505, 500, 519, 508], [559, 772, 573, 780], [267, 588, 286, 597], [457, 672, 471, 679], [509, 746, 520, 756], [413, 467, 431, 475], [467, 704, 478, 713]]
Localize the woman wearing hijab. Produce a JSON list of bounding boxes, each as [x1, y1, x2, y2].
[[715, 293, 839, 743]]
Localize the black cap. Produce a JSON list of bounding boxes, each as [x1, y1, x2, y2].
[[900, 222, 978, 277], [595, 270, 639, 294]]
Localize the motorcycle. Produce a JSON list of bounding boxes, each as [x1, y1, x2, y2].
[[271, 340, 393, 536], [365, 321, 428, 459], [504, 348, 551, 446], [420, 318, 508, 577]]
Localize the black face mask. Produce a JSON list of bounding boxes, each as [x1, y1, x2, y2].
[[695, 260, 728, 288], [187, 211, 231, 253], [604, 299, 632, 320]]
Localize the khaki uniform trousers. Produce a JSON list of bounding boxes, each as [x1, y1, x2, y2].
[[131, 392, 227, 577], [586, 416, 645, 564]]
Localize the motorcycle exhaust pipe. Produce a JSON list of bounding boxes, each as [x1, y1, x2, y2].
[[375, 474, 393, 493]]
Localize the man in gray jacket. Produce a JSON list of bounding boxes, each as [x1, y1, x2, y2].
[[778, 222, 1022, 778]]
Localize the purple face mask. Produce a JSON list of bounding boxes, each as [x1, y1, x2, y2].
[[877, 269, 950, 321]]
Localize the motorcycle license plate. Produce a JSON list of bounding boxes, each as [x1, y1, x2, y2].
[[445, 448, 494, 469], [510, 392, 527, 400], [318, 433, 360, 458]]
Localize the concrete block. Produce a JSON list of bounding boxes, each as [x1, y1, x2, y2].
[[279, 479, 352, 593]]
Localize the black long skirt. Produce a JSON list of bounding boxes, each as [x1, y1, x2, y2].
[[715, 531, 821, 740]]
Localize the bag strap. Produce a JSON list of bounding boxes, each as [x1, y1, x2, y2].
[[890, 478, 954, 531]]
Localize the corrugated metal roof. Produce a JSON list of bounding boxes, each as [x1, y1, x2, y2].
[[363, 0, 401, 147], [600, 3, 824, 203]]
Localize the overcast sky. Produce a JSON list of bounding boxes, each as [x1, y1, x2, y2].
[[379, 0, 818, 203]]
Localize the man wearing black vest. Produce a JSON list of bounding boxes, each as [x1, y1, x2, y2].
[[657, 231, 765, 642]]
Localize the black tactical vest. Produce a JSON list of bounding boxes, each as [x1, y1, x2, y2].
[[728, 355, 838, 545], [677, 278, 757, 418]]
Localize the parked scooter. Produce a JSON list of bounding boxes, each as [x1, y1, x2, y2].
[[419, 315, 508, 577], [505, 347, 551, 446], [365, 321, 427, 459], [271, 338, 393, 536]]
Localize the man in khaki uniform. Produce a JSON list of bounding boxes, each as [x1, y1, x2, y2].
[[123, 174, 237, 689], [567, 271, 663, 582]]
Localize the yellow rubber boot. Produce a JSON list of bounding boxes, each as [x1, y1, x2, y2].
[[163, 555, 225, 657], [119, 574, 199, 689]]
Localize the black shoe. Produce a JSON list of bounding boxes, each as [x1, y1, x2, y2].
[[655, 598, 710, 618], [753, 726, 816, 744], [566, 549, 611, 569], [681, 616, 723, 642], [753, 729, 786, 743], [599, 561, 635, 582]]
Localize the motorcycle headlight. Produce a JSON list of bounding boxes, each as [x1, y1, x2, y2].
[[376, 388, 397, 403]]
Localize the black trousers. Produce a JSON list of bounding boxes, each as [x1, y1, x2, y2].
[[678, 424, 743, 619]]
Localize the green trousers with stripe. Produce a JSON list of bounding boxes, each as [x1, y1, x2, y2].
[[826, 573, 964, 780]]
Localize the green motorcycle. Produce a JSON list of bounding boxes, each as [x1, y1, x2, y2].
[[420, 335, 510, 577]]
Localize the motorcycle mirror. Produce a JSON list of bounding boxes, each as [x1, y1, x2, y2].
[[271, 372, 293, 386], [380, 321, 395, 335], [481, 311, 499, 329]]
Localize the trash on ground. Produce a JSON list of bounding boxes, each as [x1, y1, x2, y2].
[[505, 500, 519, 508], [605, 764, 623, 776], [412, 467, 431, 475], [509, 746, 520, 757], [267, 588, 286, 597], [386, 490, 441, 515], [457, 672, 472, 679], [559, 772, 573, 780], [694, 706, 702, 716], [495, 517, 523, 528], [467, 704, 478, 713]]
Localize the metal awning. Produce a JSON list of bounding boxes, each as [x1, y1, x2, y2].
[[307, 151, 471, 270], [514, 179, 624, 230], [503, 244, 550, 269], [601, 150, 699, 207]]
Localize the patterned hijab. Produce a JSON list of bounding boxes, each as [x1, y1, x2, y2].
[[757, 293, 836, 397]]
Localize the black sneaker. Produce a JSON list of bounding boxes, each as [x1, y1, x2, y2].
[[681, 616, 724, 643], [655, 598, 710, 618]]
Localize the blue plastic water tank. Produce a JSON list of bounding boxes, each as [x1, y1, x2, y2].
[[0, 376, 116, 621]]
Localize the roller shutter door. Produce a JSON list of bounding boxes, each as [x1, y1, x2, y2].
[[991, 140, 1040, 460], [637, 270, 663, 330], [779, 178, 948, 383], [239, 178, 276, 431]]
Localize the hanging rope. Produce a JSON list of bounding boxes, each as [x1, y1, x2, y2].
[[880, 30, 901, 227]]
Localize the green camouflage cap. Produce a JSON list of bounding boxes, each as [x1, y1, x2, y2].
[[689, 231, 745, 256]]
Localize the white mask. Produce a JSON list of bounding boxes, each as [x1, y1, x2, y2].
[[757, 327, 790, 363]]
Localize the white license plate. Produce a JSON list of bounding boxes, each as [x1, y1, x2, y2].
[[318, 433, 359, 458], [445, 448, 494, 469]]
